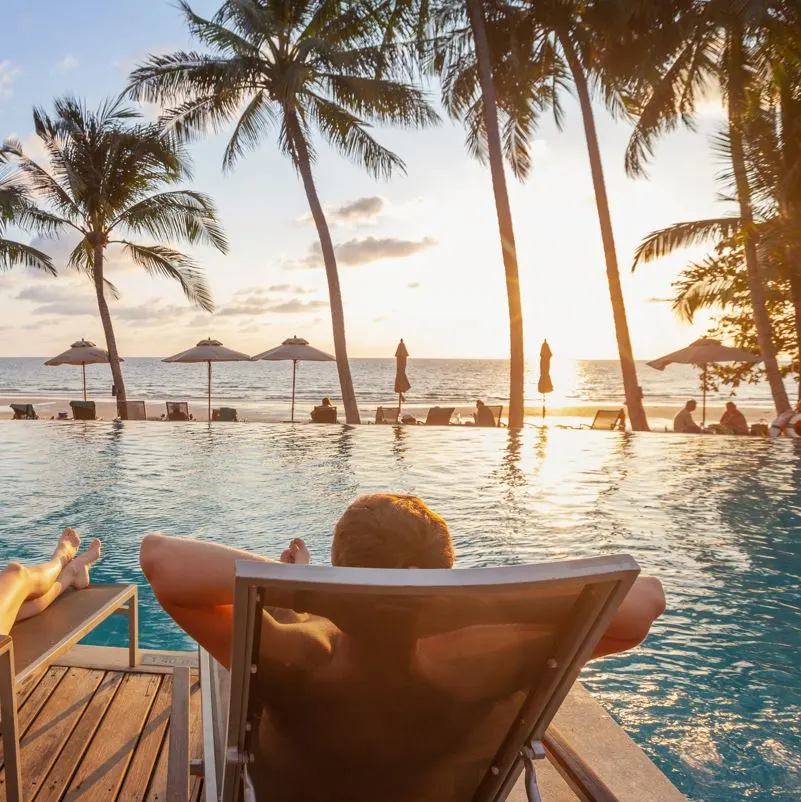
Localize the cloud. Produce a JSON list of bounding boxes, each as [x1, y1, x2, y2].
[[332, 196, 385, 223], [267, 299, 328, 314], [266, 284, 314, 294], [218, 298, 327, 316], [16, 282, 97, 317], [56, 55, 79, 71], [0, 61, 19, 98], [407, 282, 420, 289], [291, 236, 437, 268]]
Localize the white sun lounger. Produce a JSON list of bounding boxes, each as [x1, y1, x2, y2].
[[169, 556, 638, 801]]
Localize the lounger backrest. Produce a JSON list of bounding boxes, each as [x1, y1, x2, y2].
[[117, 400, 147, 420], [425, 406, 456, 425], [69, 401, 96, 420], [9, 404, 36, 420], [220, 557, 639, 802], [487, 405, 503, 426], [166, 402, 190, 421], [376, 406, 400, 424], [590, 409, 624, 430]]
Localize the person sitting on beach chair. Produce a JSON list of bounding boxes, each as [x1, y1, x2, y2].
[[0, 529, 102, 638], [673, 400, 702, 433], [475, 399, 497, 427], [310, 397, 337, 423], [719, 401, 748, 435], [140, 494, 664, 671]]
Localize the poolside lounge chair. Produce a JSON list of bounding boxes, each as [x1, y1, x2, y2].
[[475, 404, 504, 427], [212, 407, 239, 422], [167, 401, 191, 421], [375, 406, 400, 425], [169, 555, 639, 802], [425, 406, 456, 425], [310, 404, 337, 423], [117, 400, 147, 420], [586, 410, 626, 431], [69, 400, 96, 420], [0, 584, 138, 802], [9, 404, 37, 420]]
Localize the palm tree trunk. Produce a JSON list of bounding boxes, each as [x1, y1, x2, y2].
[[466, 0, 525, 430], [561, 34, 649, 432], [286, 111, 360, 424], [728, 32, 790, 414], [92, 242, 127, 418]]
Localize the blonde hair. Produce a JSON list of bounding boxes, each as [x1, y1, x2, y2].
[[331, 494, 454, 569]]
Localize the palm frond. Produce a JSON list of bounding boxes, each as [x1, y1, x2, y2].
[[0, 239, 56, 274], [632, 217, 743, 268], [116, 241, 214, 311], [222, 91, 276, 171]]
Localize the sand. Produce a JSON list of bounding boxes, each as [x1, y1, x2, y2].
[[0, 395, 779, 431]]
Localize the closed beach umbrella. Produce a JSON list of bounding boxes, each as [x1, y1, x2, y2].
[[537, 339, 553, 418], [251, 336, 334, 422], [45, 338, 120, 401], [648, 337, 761, 426], [394, 339, 411, 414], [163, 338, 251, 421]]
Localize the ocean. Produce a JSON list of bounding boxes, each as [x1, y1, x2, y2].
[[0, 356, 794, 415]]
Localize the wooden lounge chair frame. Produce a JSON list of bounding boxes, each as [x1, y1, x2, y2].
[[425, 406, 456, 425], [375, 406, 400, 425], [70, 400, 97, 421], [167, 402, 191, 421], [169, 556, 639, 802], [0, 584, 138, 802], [586, 410, 626, 431], [9, 404, 37, 420], [117, 400, 147, 420]]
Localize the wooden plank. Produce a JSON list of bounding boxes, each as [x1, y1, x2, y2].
[[145, 677, 201, 802], [34, 671, 124, 802], [61, 673, 161, 801], [167, 668, 190, 801], [0, 666, 66, 768], [187, 677, 204, 802], [57, 645, 197, 674], [2, 668, 105, 802], [116, 676, 172, 802]]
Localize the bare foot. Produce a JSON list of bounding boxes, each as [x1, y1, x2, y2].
[[280, 538, 311, 565], [53, 528, 81, 567], [67, 539, 102, 589]]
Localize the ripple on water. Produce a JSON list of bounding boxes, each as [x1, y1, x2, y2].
[[1, 422, 800, 802]]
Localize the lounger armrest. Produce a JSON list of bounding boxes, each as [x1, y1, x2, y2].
[[168, 666, 191, 801]]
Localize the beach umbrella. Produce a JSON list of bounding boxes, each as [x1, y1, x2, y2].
[[537, 339, 553, 418], [45, 338, 120, 401], [394, 339, 411, 415], [647, 337, 761, 426], [251, 336, 334, 422], [163, 338, 251, 421]]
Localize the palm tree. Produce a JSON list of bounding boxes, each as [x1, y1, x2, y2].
[[2, 97, 226, 416], [625, 0, 791, 414], [0, 163, 56, 274], [127, 0, 439, 425]]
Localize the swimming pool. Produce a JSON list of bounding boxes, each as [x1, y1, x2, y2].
[[1, 422, 799, 801]]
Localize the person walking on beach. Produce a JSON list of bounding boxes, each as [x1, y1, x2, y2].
[[674, 400, 702, 433], [0, 529, 103, 637], [720, 402, 748, 435]]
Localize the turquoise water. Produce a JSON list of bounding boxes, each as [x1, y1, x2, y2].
[[1, 422, 800, 801]]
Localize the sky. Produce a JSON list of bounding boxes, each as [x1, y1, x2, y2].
[[0, 0, 731, 360]]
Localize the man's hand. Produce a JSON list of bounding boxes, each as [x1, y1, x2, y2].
[[280, 538, 311, 565]]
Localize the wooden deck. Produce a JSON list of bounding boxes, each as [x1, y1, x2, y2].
[[0, 659, 204, 801]]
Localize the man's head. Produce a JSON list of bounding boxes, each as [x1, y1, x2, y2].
[[332, 494, 454, 569], [476, 400, 485, 408], [322, 397, 331, 407], [686, 400, 697, 412], [726, 401, 736, 411]]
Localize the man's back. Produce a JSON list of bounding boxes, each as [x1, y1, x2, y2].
[[674, 408, 698, 433]]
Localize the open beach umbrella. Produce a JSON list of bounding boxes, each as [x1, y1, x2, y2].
[[537, 339, 553, 418], [394, 339, 411, 415], [163, 338, 251, 421], [251, 336, 334, 422], [647, 337, 761, 426], [45, 339, 120, 401]]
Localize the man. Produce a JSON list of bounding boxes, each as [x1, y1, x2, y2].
[[310, 397, 337, 423], [140, 495, 665, 801], [674, 400, 702, 433], [720, 401, 749, 435], [475, 400, 496, 427]]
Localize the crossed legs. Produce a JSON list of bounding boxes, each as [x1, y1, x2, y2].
[[0, 529, 103, 635]]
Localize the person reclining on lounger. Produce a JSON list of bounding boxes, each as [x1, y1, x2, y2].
[[0, 529, 103, 636], [141, 496, 664, 801]]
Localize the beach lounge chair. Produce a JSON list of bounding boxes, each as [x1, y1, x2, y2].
[[167, 401, 191, 421], [212, 407, 239, 422], [117, 400, 147, 420], [69, 400, 96, 420], [168, 555, 639, 802], [9, 404, 37, 420], [375, 406, 400, 425], [587, 410, 625, 431], [310, 405, 337, 423], [475, 404, 504, 427], [425, 406, 456, 425], [0, 584, 138, 802]]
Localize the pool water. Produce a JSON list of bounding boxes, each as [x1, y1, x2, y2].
[[1, 422, 800, 801]]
